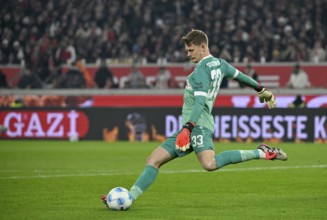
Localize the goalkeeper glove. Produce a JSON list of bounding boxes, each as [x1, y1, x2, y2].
[[258, 88, 276, 109], [175, 122, 195, 151]]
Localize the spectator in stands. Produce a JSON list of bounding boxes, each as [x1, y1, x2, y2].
[[286, 63, 311, 89], [76, 58, 95, 88], [35, 47, 56, 85], [94, 59, 117, 89], [55, 38, 76, 65], [0, 69, 10, 88], [124, 64, 147, 88], [0, 0, 326, 67], [288, 94, 306, 108], [239, 64, 259, 88], [17, 66, 43, 89], [154, 66, 171, 89], [310, 41, 327, 63], [11, 41, 24, 64], [53, 62, 89, 107], [15, 65, 44, 107], [281, 26, 297, 62], [57, 62, 86, 89]]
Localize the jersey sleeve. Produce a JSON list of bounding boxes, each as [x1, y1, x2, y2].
[[235, 72, 260, 89], [220, 59, 260, 90], [220, 59, 240, 79]]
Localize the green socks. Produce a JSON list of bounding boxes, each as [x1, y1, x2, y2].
[[215, 150, 260, 169], [130, 165, 158, 201]]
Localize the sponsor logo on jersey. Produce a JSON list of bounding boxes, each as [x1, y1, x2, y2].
[[206, 60, 220, 68]]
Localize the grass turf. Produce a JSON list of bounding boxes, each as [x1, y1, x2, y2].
[[0, 140, 326, 220]]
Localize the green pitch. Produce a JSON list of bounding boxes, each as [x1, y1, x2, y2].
[[0, 140, 326, 220]]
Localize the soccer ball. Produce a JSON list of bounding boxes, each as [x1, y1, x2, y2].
[[107, 187, 133, 211]]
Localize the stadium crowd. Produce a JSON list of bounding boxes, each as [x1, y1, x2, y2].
[[0, 0, 326, 88]]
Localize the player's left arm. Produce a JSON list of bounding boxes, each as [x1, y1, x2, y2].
[[222, 60, 276, 108], [235, 72, 276, 108]]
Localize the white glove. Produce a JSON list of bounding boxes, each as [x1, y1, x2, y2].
[[258, 88, 276, 109]]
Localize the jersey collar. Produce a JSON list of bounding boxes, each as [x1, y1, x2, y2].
[[196, 55, 213, 66]]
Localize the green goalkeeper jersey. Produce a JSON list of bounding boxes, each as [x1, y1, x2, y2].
[[182, 55, 259, 132]]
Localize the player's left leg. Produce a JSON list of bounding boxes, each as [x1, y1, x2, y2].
[[191, 126, 287, 171], [197, 144, 288, 171], [196, 149, 261, 171], [196, 144, 288, 171]]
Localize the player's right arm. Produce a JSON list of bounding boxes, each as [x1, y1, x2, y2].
[[175, 65, 210, 151]]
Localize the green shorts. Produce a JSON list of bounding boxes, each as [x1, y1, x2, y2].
[[161, 126, 215, 158]]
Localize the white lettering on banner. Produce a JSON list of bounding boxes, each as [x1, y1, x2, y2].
[[164, 114, 317, 140], [221, 116, 231, 138], [314, 116, 326, 139], [214, 116, 219, 138], [47, 113, 64, 137], [272, 116, 284, 138], [284, 116, 296, 139], [232, 116, 238, 138], [3, 111, 81, 138], [238, 115, 249, 139], [165, 115, 188, 136], [262, 115, 272, 139], [4, 112, 24, 137], [249, 116, 261, 138], [67, 110, 79, 138], [297, 116, 308, 139], [178, 115, 183, 130], [165, 115, 179, 137], [24, 113, 46, 137]]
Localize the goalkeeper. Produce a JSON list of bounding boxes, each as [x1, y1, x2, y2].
[[101, 29, 288, 205]]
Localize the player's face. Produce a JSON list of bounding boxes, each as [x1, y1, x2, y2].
[[185, 43, 205, 63]]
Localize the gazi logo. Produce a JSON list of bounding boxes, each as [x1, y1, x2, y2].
[[0, 110, 89, 139]]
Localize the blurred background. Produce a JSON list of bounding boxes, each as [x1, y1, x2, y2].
[[0, 0, 326, 143]]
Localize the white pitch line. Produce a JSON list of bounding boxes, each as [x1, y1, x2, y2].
[[0, 164, 326, 180]]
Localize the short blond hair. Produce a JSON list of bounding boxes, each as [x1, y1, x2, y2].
[[182, 29, 208, 46]]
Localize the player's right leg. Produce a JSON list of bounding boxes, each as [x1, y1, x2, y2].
[[129, 130, 194, 202], [129, 146, 174, 201]]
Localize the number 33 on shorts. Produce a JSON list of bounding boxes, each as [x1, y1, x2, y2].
[[191, 135, 204, 148], [189, 126, 215, 153]]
